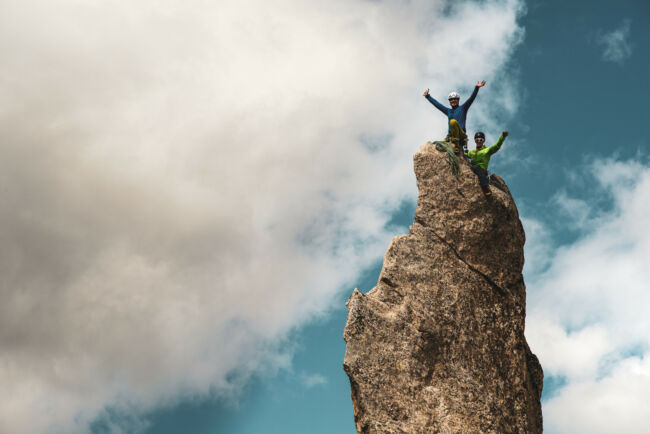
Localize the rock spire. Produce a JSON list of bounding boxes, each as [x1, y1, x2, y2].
[[343, 142, 543, 433]]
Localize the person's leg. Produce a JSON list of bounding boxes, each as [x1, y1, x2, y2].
[[447, 119, 467, 155], [470, 165, 491, 194]]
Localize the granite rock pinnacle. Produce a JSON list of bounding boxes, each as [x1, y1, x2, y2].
[[343, 142, 543, 433]]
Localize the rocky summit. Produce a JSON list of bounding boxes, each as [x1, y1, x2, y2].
[[343, 142, 543, 433]]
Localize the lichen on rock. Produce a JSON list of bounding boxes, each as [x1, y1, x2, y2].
[[343, 142, 543, 433]]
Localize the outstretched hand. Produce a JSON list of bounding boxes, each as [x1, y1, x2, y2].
[[502, 130, 509, 137], [476, 80, 486, 87], [423, 88, 430, 96]]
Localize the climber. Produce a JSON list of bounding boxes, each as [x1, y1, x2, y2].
[[422, 80, 486, 155], [465, 130, 508, 196]]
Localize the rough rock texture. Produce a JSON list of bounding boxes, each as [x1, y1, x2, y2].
[[343, 142, 543, 433]]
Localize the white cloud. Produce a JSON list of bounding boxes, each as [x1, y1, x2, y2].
[[524, 158, 650, 433], [544, 356, 650, 434], [299, 372, 328, 389], [522, 216, 555, 276], [552, 191, 592, 229], [597, 20, 632, 64], [0, 0, 524, 432]]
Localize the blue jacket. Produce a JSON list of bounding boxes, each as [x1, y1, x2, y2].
[[425, 86, 480, 133]]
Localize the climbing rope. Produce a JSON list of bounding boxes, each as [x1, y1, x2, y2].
[[433, 141, 459, 176]]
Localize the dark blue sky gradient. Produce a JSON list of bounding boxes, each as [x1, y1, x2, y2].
[[502, 0, 649, 203]]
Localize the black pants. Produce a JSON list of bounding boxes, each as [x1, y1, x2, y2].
[[470, 164, 490, 188]]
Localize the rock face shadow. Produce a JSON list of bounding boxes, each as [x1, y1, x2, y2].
[[343, 144, 543, 434]]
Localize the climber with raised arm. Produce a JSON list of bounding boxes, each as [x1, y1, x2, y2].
[[465, 130, 508, 196], [423, 80, 486, 155]]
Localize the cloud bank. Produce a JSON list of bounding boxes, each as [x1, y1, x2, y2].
[[525, 158, 650, 433], [0, 0, 524, 431]]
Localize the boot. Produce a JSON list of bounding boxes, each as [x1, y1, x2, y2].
[[481, 185, 492, 196]]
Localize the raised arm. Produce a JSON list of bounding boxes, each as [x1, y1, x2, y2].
[[488, 130, 507, 155], [462, 80, 486, 109], [423, 88, 449, 115]]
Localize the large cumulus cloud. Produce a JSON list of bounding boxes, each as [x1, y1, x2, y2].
[[0, 0, 524, 431]]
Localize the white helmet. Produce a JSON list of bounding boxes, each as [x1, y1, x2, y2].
[[448, 91, 460, 100]]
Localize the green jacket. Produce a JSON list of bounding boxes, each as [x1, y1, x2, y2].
[[465, 134, 505, 169]]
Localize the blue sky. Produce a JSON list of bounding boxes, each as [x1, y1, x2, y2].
[[1, 0, 649, 433]]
